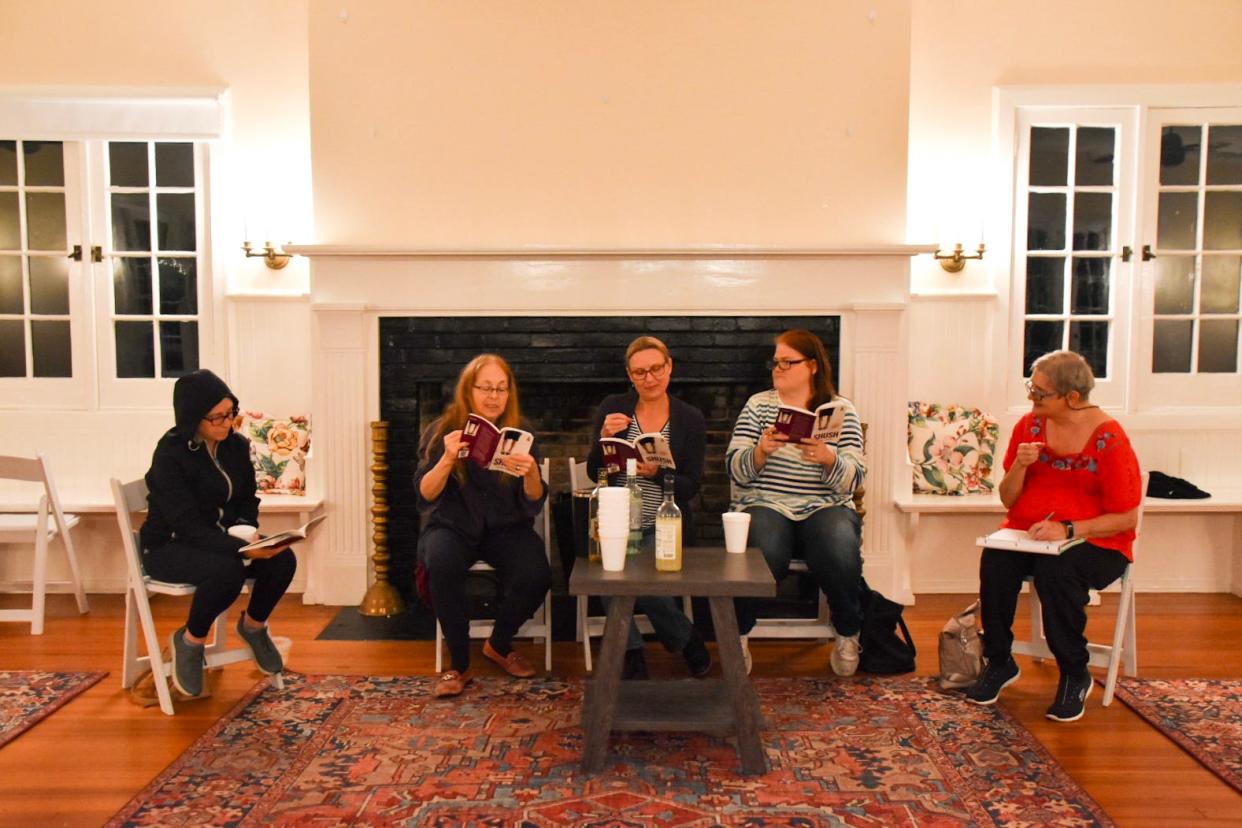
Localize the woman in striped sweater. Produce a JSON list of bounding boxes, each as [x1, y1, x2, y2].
[[727, 329, 866, 676]]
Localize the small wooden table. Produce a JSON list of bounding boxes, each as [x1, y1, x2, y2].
[[568, 545, 776, 775]]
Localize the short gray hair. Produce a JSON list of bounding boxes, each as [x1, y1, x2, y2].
[[1031, 350, 1095, 400]]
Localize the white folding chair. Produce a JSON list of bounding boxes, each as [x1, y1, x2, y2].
[[435, 459, 554, 673], [0, 454, 89, 634], [112, 477, 290, 715], [1011, 472, 1146, 706]]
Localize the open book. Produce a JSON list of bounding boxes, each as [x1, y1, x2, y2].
[[976, 527, 1085, 555], [458, 413, 534, 476], [774, 399, 847, 444], [599, 433, 676, 474], [239, 513, 328, 553]]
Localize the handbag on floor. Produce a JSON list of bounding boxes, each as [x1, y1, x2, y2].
[[858, 580, 917, 674], [938, 600, 983, 689]]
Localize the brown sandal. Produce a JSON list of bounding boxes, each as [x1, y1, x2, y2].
[[433, 669, 472, 698]]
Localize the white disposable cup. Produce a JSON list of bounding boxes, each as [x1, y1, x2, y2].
[[722, 512, 751, 554], [600, 533, 627, 571], [227, 524, 259, 543]]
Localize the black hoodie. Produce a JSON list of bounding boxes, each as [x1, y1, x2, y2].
[[139, 370, 260, 556]]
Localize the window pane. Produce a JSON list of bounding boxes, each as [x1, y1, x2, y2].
[[1201, 255, 1241, 314], [1153, 319, 1193, 373], [1203, 191, 1242, 250], [155, 193, 196, 252], [1023, 320, 1064, 375], [1072, 192, 1112, 250], [1069, 321, 1108, 378], [158, 257, 197, 314], [29, 256, 69, 314], [1161, 126, 1201, 186], [155, 142, 194, 187], [111, 193, 151, 251], [30, 319, 71, 377], [25, 192, 66, 250], [0, 140, 15, 186], [1198, 318, 1238, 373], [1157, 192, 1198, 250], [1030, 127, 1069, 186], [0, 319, 24, 376], [115, 320, 155, 378], [109, 142, 148, 187], [1153, 256, 1195, 314], [1025, 257, 1064, 313], [0, 191, 18, 249], [1028, 193, 1066, 250], [1071, 257, 1110, 314], [0, 255, 20, 313], [112, 257, 152, 315], [159, 320, 199, 377], [1075, 127, 1115, 186], [1205, 124, 1242, 185], [22, 141, 64, 187]]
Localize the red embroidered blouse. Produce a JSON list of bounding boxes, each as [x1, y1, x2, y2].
[[1001, 412, 1143, 560]]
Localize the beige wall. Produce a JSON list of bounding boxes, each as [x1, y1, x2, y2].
[[307, 0, 912, 247]]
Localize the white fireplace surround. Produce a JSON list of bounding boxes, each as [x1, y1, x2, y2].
[[292, 245, 933, 605]]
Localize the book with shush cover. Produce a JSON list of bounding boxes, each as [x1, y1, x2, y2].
[[458, 413, 534, 476], [774, 399, 848, 444], [598, 432, 676, 475], [239, 513, 328, 553], [975, 527, 1085, 555]]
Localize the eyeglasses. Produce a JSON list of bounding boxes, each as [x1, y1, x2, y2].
[[1024, 379, 1059, 402], [628, 361, 668, 381], [473, 384, 510, 397], [202, 408, 238, 426], [766, 357, 810, 371]]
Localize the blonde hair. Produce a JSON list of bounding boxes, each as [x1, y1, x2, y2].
[[1031, 350, 1095, 400], [625, 335, 671, 369]]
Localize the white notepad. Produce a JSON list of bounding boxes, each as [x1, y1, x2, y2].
[[976, 527, 1085, 555]]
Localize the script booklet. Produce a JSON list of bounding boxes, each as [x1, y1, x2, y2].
[[239, 513, 328, 553], [458, 413, 534, 476], [976, 527, 1085, 555], [774, 399, 848, 443], [599, 433, 677, 474]]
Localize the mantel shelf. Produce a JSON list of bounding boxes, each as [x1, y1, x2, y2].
[[284, 244, 937, 260]]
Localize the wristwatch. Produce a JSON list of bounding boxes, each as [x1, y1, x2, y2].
[[1061, 520, 1075, 539]]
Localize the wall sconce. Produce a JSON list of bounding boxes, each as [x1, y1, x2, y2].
[[241, 240, 292, 270], [933, 243, 986, 273]]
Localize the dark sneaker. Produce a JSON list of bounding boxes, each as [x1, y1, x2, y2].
[[236, 616, 284, 675], [682, 628, 712, 678], [621, 647, 649, 680], [1046, 671, 1093, 722], [964, 656, 1020, 705], [169, 626, 205, 697]]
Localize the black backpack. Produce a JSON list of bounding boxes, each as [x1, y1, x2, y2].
[[857, 580, 917, 674]]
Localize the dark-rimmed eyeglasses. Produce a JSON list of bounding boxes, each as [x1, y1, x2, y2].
[[1024, 379, 1059, 402], [766, 357, 809, 371], [473, 384, 510, 397], [202, 408, 238, 426], [628, 361, 668, 381]]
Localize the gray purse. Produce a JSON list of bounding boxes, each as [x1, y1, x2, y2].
[[938, 600, 983, 689]]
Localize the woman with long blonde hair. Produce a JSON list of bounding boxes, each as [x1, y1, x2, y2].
[[415, 354, 551, 698]]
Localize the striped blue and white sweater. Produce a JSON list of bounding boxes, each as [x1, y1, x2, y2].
[[726, 389, 865, 520]]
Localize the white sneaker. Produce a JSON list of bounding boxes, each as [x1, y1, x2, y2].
[[830, 633, 861, 677], [740, 635, 753, 675]]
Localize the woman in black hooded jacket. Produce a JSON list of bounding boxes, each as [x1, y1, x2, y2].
[[140, 369, 296, 698]]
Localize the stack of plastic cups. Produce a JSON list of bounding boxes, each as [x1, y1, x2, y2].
[[596, 487, 630, 571]]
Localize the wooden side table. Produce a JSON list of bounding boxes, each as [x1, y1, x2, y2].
[[568, 545, 776, 775]]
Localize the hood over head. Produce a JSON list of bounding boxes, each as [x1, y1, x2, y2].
[[173, 369, 238, 440]]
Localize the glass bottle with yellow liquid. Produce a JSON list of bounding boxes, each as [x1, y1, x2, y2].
[[655, 471, 682, 572]]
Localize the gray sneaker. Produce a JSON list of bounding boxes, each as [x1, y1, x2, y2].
[[169, 626, 205, 697], [830, 633, 861, 677], [236, 616, 284, 675]]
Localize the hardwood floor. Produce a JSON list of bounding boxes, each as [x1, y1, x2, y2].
[[1, 591, 1238, 826]]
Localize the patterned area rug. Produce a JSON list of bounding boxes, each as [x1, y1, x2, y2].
[[1111, 677, 1242, 794], [109, 675, 1112, 827], [0, 670, 107, 749]]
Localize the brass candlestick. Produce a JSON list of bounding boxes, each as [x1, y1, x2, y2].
[[359, 420, 405, 616]]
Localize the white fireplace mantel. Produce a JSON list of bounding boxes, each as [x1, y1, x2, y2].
[[303, 247, 924, 606]]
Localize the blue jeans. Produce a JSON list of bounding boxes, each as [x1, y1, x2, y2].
[[735, 504, 863, 637]]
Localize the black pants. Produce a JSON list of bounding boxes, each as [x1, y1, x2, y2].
[[979, 542, 1129, 674], [421, 524, 552, 673], [143, 542, 297, 639]]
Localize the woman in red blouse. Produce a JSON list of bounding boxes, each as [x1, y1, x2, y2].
[[965, 350, 1142, 722]]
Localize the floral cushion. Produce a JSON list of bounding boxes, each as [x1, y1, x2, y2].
[[235, 411, 311, 495], [908, 402, 998, 495]]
